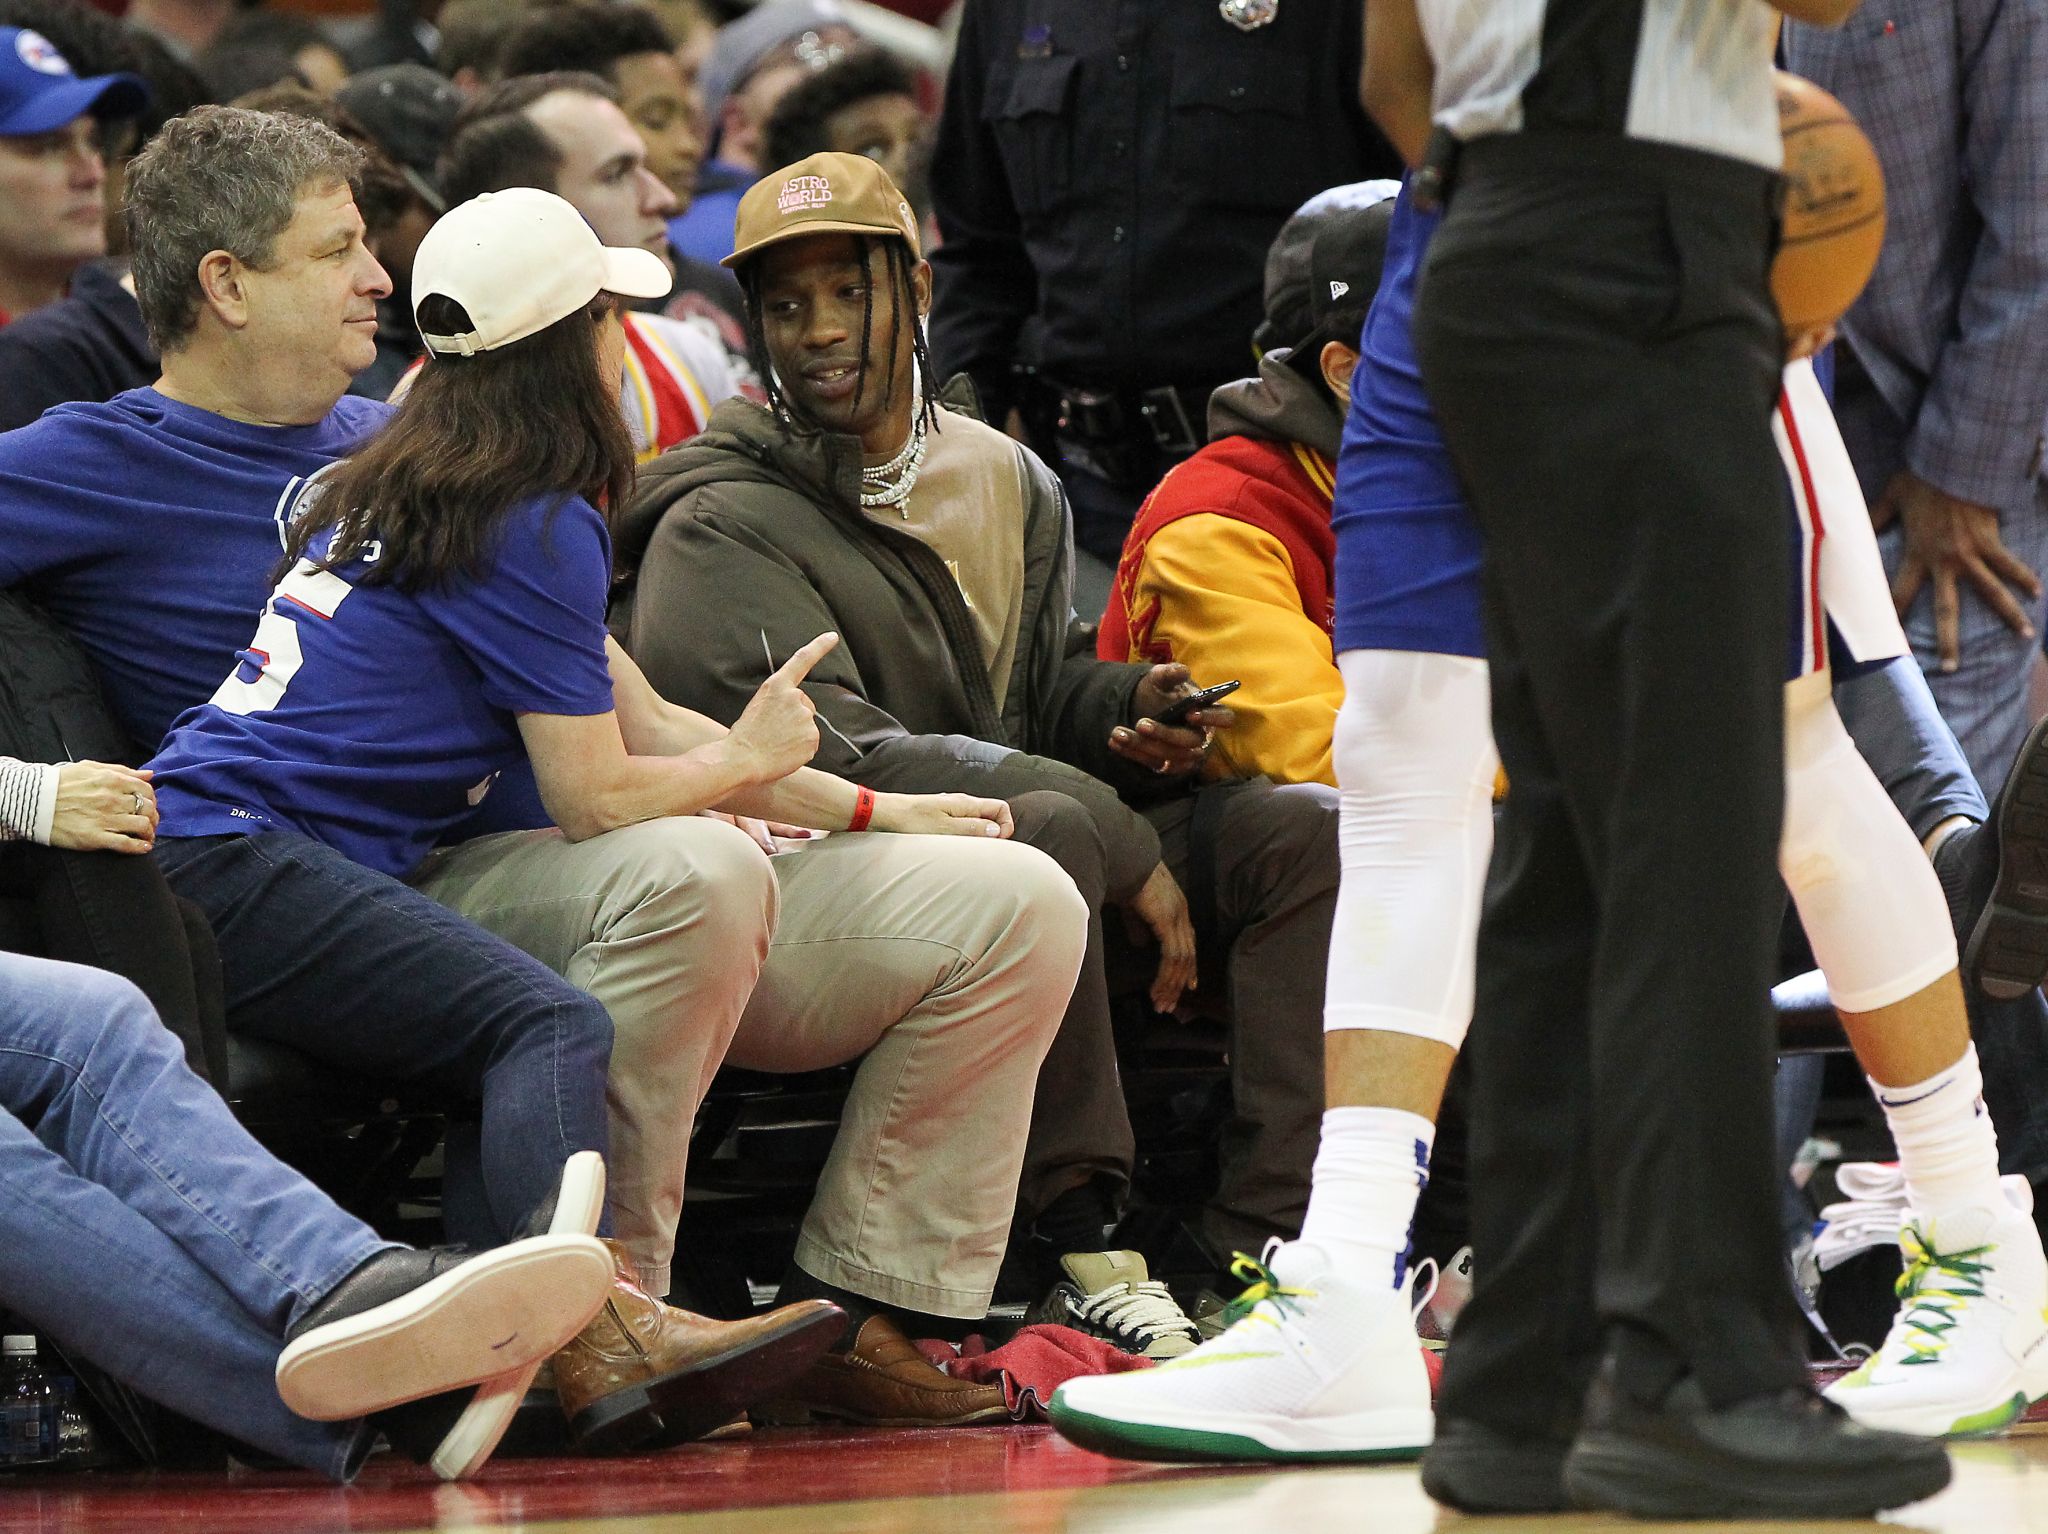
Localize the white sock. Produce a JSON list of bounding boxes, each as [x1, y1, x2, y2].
[[1293, 1105, 1435, 1288], [1872, 1044, 2005, 1222]]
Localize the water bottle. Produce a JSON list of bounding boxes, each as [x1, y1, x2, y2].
[[54, 1378, 98, 1467], [0, 1336, 55, 1467]]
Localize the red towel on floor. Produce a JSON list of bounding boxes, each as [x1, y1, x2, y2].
[[912, 1326, 1154, 1421]]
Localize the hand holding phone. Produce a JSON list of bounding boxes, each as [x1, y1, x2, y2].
[[1153, 679, 1241, 727]]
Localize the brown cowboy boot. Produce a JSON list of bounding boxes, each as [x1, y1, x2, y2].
[[555, 1239, 842, 1453]]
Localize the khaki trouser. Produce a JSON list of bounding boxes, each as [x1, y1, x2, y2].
[[413, 819, 1086, 1313]]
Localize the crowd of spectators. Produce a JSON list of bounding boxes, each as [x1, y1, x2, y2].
[[0, 0, 2043, 1492]]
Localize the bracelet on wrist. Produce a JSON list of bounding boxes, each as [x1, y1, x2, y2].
[[846, 785, 876, 833]]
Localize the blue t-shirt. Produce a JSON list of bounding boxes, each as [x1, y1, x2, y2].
[[667, 159, 754, 269], [148, 495, 617, 880], [0, 387, 393, 750]]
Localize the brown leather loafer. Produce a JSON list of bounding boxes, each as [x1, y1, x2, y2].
[[756, 1315, 1013, 1428], [554, 1239, 843, 1453]]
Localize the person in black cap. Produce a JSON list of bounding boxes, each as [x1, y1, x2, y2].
[[329, 62, 459, 397], [0, 24, 145, 325], [1095, 181, 1398, 791], [334, 62, 458, 218]]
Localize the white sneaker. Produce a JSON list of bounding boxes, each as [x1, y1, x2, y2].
[[1030, 1250, 1202, 1360], [1824, 1193, 2048, 1438], [1048, 1241, 1435, 1462]]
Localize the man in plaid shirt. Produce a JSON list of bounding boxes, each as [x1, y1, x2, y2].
[[1784, 5, 2048, 796]]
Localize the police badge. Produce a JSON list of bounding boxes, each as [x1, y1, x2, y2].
[[1219, 0, 1278, 31]]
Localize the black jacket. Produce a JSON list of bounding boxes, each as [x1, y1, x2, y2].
[[0, 588, 141, 769], [0, 263, 156, 433], [927, 0, 1401, 419]]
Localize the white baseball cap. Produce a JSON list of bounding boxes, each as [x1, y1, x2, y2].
[[411, 187, 673, 358]]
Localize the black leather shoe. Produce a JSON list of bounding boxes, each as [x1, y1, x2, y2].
[[1419, 1416, 1569, 1513], [519, 1149, 607, 1241], [286, 1248, 476, 1344], [1961, 712, 2048, 1000], [275, 1235, 613, 1425], [1564, 1365, 1952, 1519]]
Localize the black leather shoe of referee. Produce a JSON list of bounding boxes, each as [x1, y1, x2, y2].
[[1419, 1417, 1569, 1513], [1562, 1364, 1951, 1520], [1960, 712, 2048, 1000]]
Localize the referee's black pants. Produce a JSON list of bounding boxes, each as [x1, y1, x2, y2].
[[1414, 133, 1808, 1440]]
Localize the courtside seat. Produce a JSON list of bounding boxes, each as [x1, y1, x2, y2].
[[1775, 967, 1850, 1055]]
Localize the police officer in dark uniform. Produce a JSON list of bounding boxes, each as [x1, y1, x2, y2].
[[927, 0, 1400, 612]]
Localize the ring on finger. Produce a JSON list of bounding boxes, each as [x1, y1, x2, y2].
[[129, 791, 144, 815]]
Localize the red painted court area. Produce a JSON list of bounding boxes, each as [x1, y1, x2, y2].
[[5, 1421, 2048, 1534], [0, 1424, 1248, 1534]]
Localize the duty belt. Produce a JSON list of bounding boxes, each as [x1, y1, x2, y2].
[[1041, 377, 1210, 458]]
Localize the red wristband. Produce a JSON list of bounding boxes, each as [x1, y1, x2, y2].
[[846, 785, 876, 833]]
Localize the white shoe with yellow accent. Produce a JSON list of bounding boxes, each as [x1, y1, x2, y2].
[[1825, 1194, 2048, 1438], [1047, 1240, 1434, 1463]]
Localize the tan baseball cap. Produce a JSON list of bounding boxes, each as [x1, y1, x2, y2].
[[724, 151, 921, 270]]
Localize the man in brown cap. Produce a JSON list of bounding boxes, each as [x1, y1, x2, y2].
[[615, 152, 1342, 1362]]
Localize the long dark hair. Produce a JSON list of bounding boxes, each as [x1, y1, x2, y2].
[[741, 234, 938, 437], [286, 294, 635, 592]]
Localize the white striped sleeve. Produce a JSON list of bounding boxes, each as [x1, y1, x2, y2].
[[0, 757, 61, 845]]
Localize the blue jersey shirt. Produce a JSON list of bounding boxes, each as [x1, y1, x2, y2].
[[0, 387, 393, 751], [1329, 177, 1487, 659], [148, 495, 618, 880]]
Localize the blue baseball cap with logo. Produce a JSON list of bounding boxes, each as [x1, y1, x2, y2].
[[0, 27, 147, 138]]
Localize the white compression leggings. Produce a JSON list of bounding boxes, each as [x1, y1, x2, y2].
[[1324, 649, 1499, 1045], [1781, 680, 1958, 1014], [1322, 656, 1957, 1046]]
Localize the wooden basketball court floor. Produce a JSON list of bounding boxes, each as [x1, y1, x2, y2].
[[3, 1420, 2046, 1534]]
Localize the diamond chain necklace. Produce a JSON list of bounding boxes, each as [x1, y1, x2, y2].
[[859, 412, 929, 514]]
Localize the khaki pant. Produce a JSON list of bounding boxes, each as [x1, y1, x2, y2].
[[413, 820, 1085, 1312]]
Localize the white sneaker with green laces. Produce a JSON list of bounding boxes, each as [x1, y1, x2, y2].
[[1825, 1192, 2048, 1438], [1047, 1240, 1435, 1463]]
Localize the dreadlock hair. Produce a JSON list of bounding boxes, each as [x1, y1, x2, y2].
[[738, 234, 939, 439]]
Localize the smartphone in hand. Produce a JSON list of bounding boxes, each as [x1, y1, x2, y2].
[[1153, 679, 1241, 727]]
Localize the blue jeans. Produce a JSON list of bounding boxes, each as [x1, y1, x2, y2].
[[155, 832, 613, 1241], [1832, 658, 2048, 1181], [0, 951, 388, 1479]]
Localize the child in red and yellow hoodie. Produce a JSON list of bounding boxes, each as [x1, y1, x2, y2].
[[1099, 185, 1393, 787]]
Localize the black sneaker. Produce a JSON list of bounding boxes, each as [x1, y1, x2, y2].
[[1960, 713, 2048, 1000], [275, 1231, 612, 1426], [1026, 1251, 1201, 1360], [1563, 1364, 1951, 1519], [1419, 1416, 1569, 1513]]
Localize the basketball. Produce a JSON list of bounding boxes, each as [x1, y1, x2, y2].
[[1772, 72, 1887, 333]]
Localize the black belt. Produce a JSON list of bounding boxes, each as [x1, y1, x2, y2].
[[1032, 375, 1212, 459]]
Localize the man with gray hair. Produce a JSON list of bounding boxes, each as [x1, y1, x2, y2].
[[0, 103, 857, 1457]]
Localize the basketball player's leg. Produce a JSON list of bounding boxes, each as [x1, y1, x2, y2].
[[1052, 645, 1494, 1463], [1779, 677, 2048, 1436], [1834, 659, 2048, 1181]]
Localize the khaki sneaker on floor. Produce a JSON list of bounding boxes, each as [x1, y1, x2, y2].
[[1028, 1251, 1201, 1360]]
